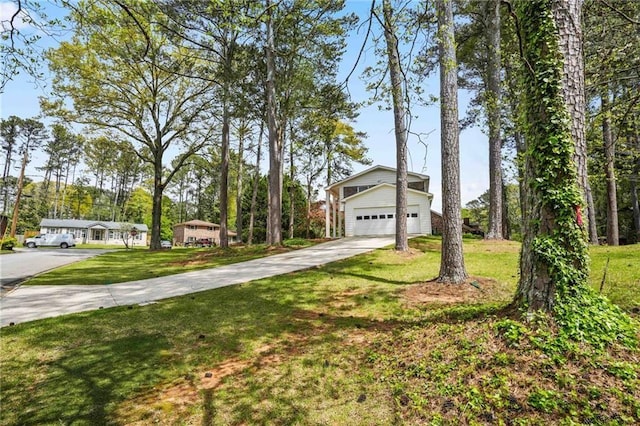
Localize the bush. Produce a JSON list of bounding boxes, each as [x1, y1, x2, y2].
[[1, 237, 17, 251]]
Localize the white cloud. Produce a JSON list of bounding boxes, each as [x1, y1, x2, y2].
[[1, 2, 32, 32]]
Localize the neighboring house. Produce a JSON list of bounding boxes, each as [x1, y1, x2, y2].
[[324, 165, 433, 237], [38, 219, 148, 246], [430, 211, 485, 237], [173, 220, 237, 246]]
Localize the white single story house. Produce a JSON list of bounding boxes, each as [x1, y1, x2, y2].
[[38, 218, 149, 246], [324, 165, 433, 237]]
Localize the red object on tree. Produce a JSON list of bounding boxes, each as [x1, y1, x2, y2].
[[575, 205, 583, 227]]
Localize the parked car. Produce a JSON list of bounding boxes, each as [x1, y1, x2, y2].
[[24, 233, 76, 249], [160, 240, 172, 249]]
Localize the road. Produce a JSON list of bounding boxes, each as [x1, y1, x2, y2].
[[0, 248, 110, 291]]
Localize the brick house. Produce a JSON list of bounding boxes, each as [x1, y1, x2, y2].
[[172, 219, 237, 246]]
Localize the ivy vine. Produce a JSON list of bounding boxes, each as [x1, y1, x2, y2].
[[516, 0, 636, 349]]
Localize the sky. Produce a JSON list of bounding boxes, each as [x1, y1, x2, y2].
[[0, 0, 490, 213]]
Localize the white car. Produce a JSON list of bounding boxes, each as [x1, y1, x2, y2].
[[160, 240, 172, 249], [24, 233, 76, 249]]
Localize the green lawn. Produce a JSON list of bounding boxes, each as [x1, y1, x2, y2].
[[1, 236, 638, 425], [23, 239, 316, 286]]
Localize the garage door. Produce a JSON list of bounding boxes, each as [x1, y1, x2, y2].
[[353, 206, 420, 236]]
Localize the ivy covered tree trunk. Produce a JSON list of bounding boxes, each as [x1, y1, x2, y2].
[[437, 0, 467, 283], [382, 0, 408, 252], [514, 0, 588, 312], [485, 0, 503, 240]]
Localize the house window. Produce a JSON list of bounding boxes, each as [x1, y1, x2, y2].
[[387, 213, 394, 219], [408, 181, 426, 192], [356, 216, 363, 220], [371, 215, 378, 220], [379, 214, 386, 219], [48, 228, 59, 234], [189, 225, 197, 230], [187, 236, 196, 242], [343, 184, 375, 198], [363, 215, 370, 220], [411, 213, 418, 218], [207, 226, 213, 231]]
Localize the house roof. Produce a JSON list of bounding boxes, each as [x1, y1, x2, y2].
[[174, 219, 220, 228], [341, 182, 433, 203], [40, 218, 149, 231], [325, 165, 430, 191]]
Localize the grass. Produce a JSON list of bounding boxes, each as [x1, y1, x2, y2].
[[0, 236, 638, 425], [23, 239, 318, 286]]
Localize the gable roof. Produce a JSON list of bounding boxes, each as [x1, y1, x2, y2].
[[325, 165, 429, 191], [341, 182, 432, 203], [173, 219, 220, 228], [40, 218, 149, 231]]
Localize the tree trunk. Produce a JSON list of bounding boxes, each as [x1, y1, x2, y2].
[[235, 122, 245, 244], [9, 150, 28, 237], [552, 0, 595, 243], [602, 92, 619, 246], [514, 0, 589, 313], [150, 153, 164, 250], [288, 131, 295, 240], [586, 180, 598, 244], [220, 99, 230, 249], [265, 0, 282, 246], [437, 0, 467, 283], [485, 0, 503, 240], [631, 125, 640, 243], [248, 121, 263, 245], [382, 0, 409, 252]]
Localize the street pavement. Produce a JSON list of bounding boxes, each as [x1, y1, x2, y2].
[[0, 237, 394, 327]]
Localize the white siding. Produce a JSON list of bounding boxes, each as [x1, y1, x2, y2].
[[344, 185, 432, 236], [339, 169, 429, 199]]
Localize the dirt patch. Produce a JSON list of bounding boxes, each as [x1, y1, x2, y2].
[[402, 277, 500, 306]]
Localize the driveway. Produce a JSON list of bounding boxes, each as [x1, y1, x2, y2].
[[0, 237, 394, 327], [1, 248, 112, 292]]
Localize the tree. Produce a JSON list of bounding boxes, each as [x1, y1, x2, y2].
[[380, 0, 410, 252], [1, 116, 21, 215], [484, 0, 504, 240], [8, 118, 47, 237], [44, 1, 216, 249], [436, 0, 467, 283], [514, 0, 589, 312]]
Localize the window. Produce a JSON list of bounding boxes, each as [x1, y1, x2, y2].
[[411, 213, 418, 218], [189, 225, 197, 230], [371, 215, 378, 219], [207, 226, 213, 231], [356, 216, 363, 220], [363, 215, 370, 220], [379, 214, 386, 219], [48, 227, 58, 234], [387, 214, 394, 219]]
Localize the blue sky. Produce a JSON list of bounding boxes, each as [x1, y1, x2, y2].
[[0, 0, 490, 212]]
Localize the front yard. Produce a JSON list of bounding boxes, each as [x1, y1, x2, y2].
[[1, 237, 638, 425]]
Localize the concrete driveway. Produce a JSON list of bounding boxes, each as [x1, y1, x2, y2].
[[0, 237, 394, 327]]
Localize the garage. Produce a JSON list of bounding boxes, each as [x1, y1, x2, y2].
[[353, 205, 421, 236]]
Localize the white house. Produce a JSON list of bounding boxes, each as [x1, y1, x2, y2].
[[324, 165, 433, 237], [38, 218, 149, 246]]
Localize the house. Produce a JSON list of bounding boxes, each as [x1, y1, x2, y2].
[[324, 165, 433, 237], [173, 219, 237, 246], [430, 211, 485, 237], [38, 218, 148, 246]]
